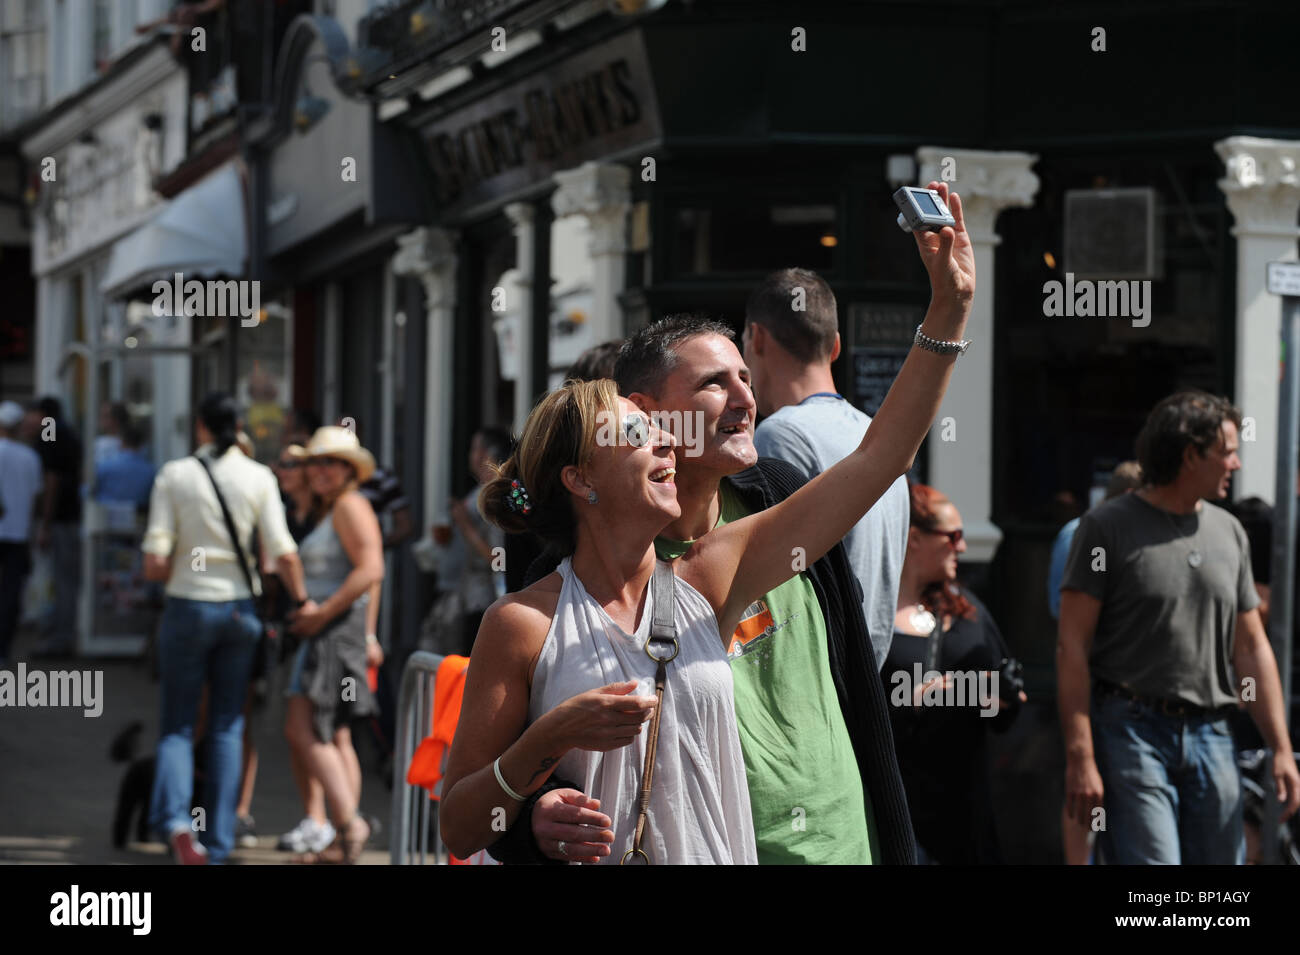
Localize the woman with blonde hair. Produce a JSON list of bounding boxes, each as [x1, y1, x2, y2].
[[440, 181, 977, 864], [284, 426, 385, 863]]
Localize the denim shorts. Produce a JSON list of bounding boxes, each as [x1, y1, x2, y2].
[[284, 599, 377, 741], [1090, 689, 1244, 864], [285, 639, 310, 697]]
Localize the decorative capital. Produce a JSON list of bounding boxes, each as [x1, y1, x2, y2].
[[504, 202, 534, 228], [393, 227, 458, 309], [916, 147, 1040, 243], [552, 162, 631, 256], [1215, 136, 1300, 238]]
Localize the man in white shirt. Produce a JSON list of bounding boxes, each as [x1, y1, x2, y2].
[[141, 393, 309, 865], [0, 401, 42, 668]]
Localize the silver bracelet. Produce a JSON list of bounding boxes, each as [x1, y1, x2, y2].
[[914, 323, 971, 357], [493, 757, 526, 802]]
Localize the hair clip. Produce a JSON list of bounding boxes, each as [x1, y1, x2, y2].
[[505, 478, 532, 515]]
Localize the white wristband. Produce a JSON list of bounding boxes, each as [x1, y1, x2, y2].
[[493, 757, 526, 802], [365, 633, 379, 645]]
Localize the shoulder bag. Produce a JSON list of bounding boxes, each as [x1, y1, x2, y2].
[[194, 453, 275, 680]]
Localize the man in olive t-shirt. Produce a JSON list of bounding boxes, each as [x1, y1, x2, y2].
[[1058, 391, 1299, 864]]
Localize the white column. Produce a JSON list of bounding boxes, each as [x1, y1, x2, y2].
[[552, 161, 630, 344], [504, 202, 535, 435], [916, 147, 1040, 563], [1215, 136, 1300, 502], [393, 227, 458, 526], [35, 276, 61, 395]]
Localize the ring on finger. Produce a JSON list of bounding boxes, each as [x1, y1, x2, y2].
[[558, 840, 568, 857]]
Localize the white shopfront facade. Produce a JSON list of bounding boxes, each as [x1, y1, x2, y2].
[[22, 41, 190, 655]]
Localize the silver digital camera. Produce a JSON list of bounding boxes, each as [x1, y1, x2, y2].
[[894, 186, 956, 233]]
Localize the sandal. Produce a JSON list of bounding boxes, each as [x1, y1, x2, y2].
[[340, 815, 370, 865], [291, 844, 344, 865]]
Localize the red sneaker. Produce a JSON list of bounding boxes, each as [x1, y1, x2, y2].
[[169, 829, 210, 865]]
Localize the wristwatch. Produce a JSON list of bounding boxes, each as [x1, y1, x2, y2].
[[914, 323, 971, 357]]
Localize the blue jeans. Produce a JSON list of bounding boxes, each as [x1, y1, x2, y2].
[[43, 522, 80, 648], [1091, 690, 1244, 865], [149, 596, 260, 863]]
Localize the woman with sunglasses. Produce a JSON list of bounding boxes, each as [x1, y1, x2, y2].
[[267, 446, 340, 856], [439, 181, 977, 864], [282, 427, 385, 863], [884, 482, 1026, 864], [273, 448, 319, 544]]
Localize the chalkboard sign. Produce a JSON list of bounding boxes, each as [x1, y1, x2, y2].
[[847, 302, 922, 417], [852, 349, 908, 417]]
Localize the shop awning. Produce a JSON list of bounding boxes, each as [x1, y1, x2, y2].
[[100, 163, 247, 300]]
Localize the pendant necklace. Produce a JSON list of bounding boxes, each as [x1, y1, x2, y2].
[[1148, 493, 1203, 568], [909, 604, 937, 635]]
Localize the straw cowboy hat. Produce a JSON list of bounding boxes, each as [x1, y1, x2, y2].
[[296, 426, 375, 483]]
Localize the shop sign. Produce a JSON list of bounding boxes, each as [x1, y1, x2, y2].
[[1267, 262, 1300, 297], [419, 31, 660, 212]]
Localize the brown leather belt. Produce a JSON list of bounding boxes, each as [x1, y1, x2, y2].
[[1094, 679, 1234, 719]]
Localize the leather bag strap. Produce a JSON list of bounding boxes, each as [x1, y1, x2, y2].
[[622, 559, 678, 865]]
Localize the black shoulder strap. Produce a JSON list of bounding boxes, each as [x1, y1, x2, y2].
[[925, 622, 944, 674], [194, 453, 259, 597], [650, 558, 676, 644]]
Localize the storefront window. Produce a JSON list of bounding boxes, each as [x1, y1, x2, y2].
[[240, 305, 292, 464], [988, 156, 1232, 682], [668, 199, 838, 276], [192, 308, 294, 464], [994, 157, 1230, 527]]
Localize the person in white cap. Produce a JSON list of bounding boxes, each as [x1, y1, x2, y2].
[[0, 400, 42, 668], [283, 425, 385, 863]]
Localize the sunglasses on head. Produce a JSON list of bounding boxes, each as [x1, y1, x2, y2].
[[922, 527, 964, 547]]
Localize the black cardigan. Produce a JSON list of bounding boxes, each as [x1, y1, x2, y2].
[[488, 457, 917, 865]]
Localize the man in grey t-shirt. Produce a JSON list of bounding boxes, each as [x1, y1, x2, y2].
[[743, 268, 909, 670], [1058, 391, 1299, 864]]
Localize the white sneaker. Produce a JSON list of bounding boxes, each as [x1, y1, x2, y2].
[[277, 817, 320, 853], [304, 819, 337, 854]]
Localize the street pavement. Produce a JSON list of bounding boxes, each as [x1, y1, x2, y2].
[[0, 628, 393, 865], [1, 626, 1067, 865]]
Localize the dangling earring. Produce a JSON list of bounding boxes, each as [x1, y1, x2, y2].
[[587, 490, 598, 504]]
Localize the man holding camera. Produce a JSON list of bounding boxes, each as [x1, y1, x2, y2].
[[1059, 391, 1300, 864], [491, 181, 976, 864]]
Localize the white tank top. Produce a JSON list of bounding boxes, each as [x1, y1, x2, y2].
[[529, 557, 757, 865]]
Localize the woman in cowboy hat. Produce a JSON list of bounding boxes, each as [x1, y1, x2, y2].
[[283, 426, 385, 863]]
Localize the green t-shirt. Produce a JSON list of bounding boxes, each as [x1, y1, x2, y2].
[[656, 482, 877, 864]]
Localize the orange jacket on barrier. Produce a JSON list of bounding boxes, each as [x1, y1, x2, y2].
[[405, 654, 470, 800]]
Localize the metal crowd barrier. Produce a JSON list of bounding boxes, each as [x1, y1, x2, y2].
[[390, 650, 448, 865]]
